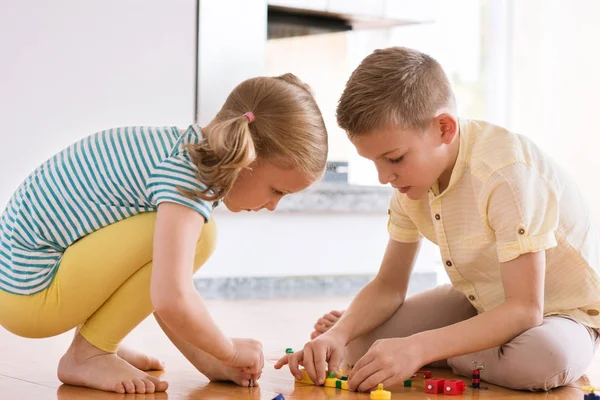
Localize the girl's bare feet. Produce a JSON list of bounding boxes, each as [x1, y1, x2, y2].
[[57, 333, 169, 394], [310, 310, 344, 339], [117, 346, 165, 371]]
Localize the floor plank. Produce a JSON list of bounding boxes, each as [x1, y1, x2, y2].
[[0, 296, 597, 399]]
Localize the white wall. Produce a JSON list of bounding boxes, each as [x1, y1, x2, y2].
[[0, 0, 197, 209], [196, 0, 268, 125], [200, 211, 441, 277], [508, 0, 600, 227]]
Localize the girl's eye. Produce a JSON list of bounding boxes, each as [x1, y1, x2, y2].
[[272, 188, 284, 196], [389, 156, 404, 164]]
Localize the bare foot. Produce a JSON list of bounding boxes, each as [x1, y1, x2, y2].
[[117, 346, 165, 371], [310, 310, 345, 339], [57, 333, 169, 394]]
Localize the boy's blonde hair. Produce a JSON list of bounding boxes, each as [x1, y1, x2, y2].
[[336, 47, 456, 136], [186, 73, 328, 201]]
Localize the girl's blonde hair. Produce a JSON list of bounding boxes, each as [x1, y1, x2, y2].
[[185, 73, 328, 201]]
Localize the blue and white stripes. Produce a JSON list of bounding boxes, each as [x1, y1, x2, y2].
[[0, 125, 214, 295]]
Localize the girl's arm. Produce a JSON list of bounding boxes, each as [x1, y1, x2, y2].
[[150, 202, 235, 362], [415, 250, 545, 364]]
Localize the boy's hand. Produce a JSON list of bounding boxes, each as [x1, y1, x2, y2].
[[274, 331, 346, 385], [224, 338, 264, 377], [348, 337, 423, 392]]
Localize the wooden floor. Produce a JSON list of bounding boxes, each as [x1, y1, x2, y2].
[[0, 296, 598, 399]]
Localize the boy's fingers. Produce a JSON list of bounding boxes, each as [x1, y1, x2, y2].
[[274, 354, 289, 369], [289, 352, 303, 380]]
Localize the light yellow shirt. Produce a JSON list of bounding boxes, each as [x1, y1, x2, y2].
[[388, 119, 600, 328]]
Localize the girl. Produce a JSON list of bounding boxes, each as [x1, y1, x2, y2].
[[0, 73, 328, 394]]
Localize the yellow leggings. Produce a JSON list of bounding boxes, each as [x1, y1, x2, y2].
[[0, 212, 216, 352]]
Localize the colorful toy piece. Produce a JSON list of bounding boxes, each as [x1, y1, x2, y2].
[[272, 394, 286, 400], [413, 370, 432, 379], [294, 366, 351, 391], [324, 371, 338, 388], [370, 383, 391, 399], [285, 348, 294, 354], [444, 380, 466, 395], [403, 379, 412, 387], [294, 369, 316, 385], [335, 379, 349, 390], [425, 378, 446, 394], [582, 386, 600, 400], [469, 362, 488, 390]]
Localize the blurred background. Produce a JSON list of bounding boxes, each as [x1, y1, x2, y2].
[[1, 0, 599, 300]]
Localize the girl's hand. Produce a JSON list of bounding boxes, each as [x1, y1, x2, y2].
[[224, 338, 264, 376], [348, 337, 424, 392]]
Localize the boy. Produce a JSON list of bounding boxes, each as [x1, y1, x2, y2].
[[275, 47, 600, 392]]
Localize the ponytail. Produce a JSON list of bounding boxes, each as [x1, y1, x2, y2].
[[183, 115, 256, 201]]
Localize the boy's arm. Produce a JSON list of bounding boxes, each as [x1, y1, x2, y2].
[[328, 238, 422, 345], [348, 249, 545, 392], [415, 249, 545, 364], [281, 238, 421, 385]]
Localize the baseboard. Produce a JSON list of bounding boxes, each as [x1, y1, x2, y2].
[[193, 272, 438, 300]]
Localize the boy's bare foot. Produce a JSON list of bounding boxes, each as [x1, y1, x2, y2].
[[117, 346, 165, 371], [310, 310, 344, 339], [57, 333, 169, 394]]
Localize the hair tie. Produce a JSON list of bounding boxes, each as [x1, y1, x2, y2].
[[243, 112, 255, 123]]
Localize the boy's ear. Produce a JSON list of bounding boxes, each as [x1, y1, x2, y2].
[[436, 113, 458, 145]]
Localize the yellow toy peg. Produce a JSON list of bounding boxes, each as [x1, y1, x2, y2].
[[294, 369, 315, 385], [581, 385, 600, 393], [370, 383, 391, 399]]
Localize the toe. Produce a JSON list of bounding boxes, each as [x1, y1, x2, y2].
[[142, 354, 164, 370], [114, 383, 126, 394], [122, 380, 136, 394], [133, 379, 146, 394], [148, 376, 169, 392], [142, 378, 156, 393]]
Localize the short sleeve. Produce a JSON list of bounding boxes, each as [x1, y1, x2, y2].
[[146, 155, 214, 221], [387, 190, 422, 243], [485, 163, 559, 262]]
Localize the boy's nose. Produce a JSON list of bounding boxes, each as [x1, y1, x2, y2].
[[377, 167, 396, 185]]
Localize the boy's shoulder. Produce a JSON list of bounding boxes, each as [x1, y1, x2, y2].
[[463, 119, 547, 181]]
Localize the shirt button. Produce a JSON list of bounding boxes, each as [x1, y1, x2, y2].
[[587, 309, 599, 316], [468, 295, 476, 301], [446, 260, 453, 267], [518, 228, 525, 235], [435, 214, 441, 220]]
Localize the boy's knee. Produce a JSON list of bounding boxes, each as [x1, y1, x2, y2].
[[495, 351, 571, 391], [345, 336, 371, 366], [450, 329, 576, 391]]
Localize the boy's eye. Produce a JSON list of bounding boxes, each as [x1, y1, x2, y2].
[[389, 156, 404, 164], [271, 188, 284, 196]]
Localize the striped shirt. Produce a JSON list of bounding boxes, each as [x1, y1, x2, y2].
[[0, 125, 216, 295], [388, 119, 600, 328]]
